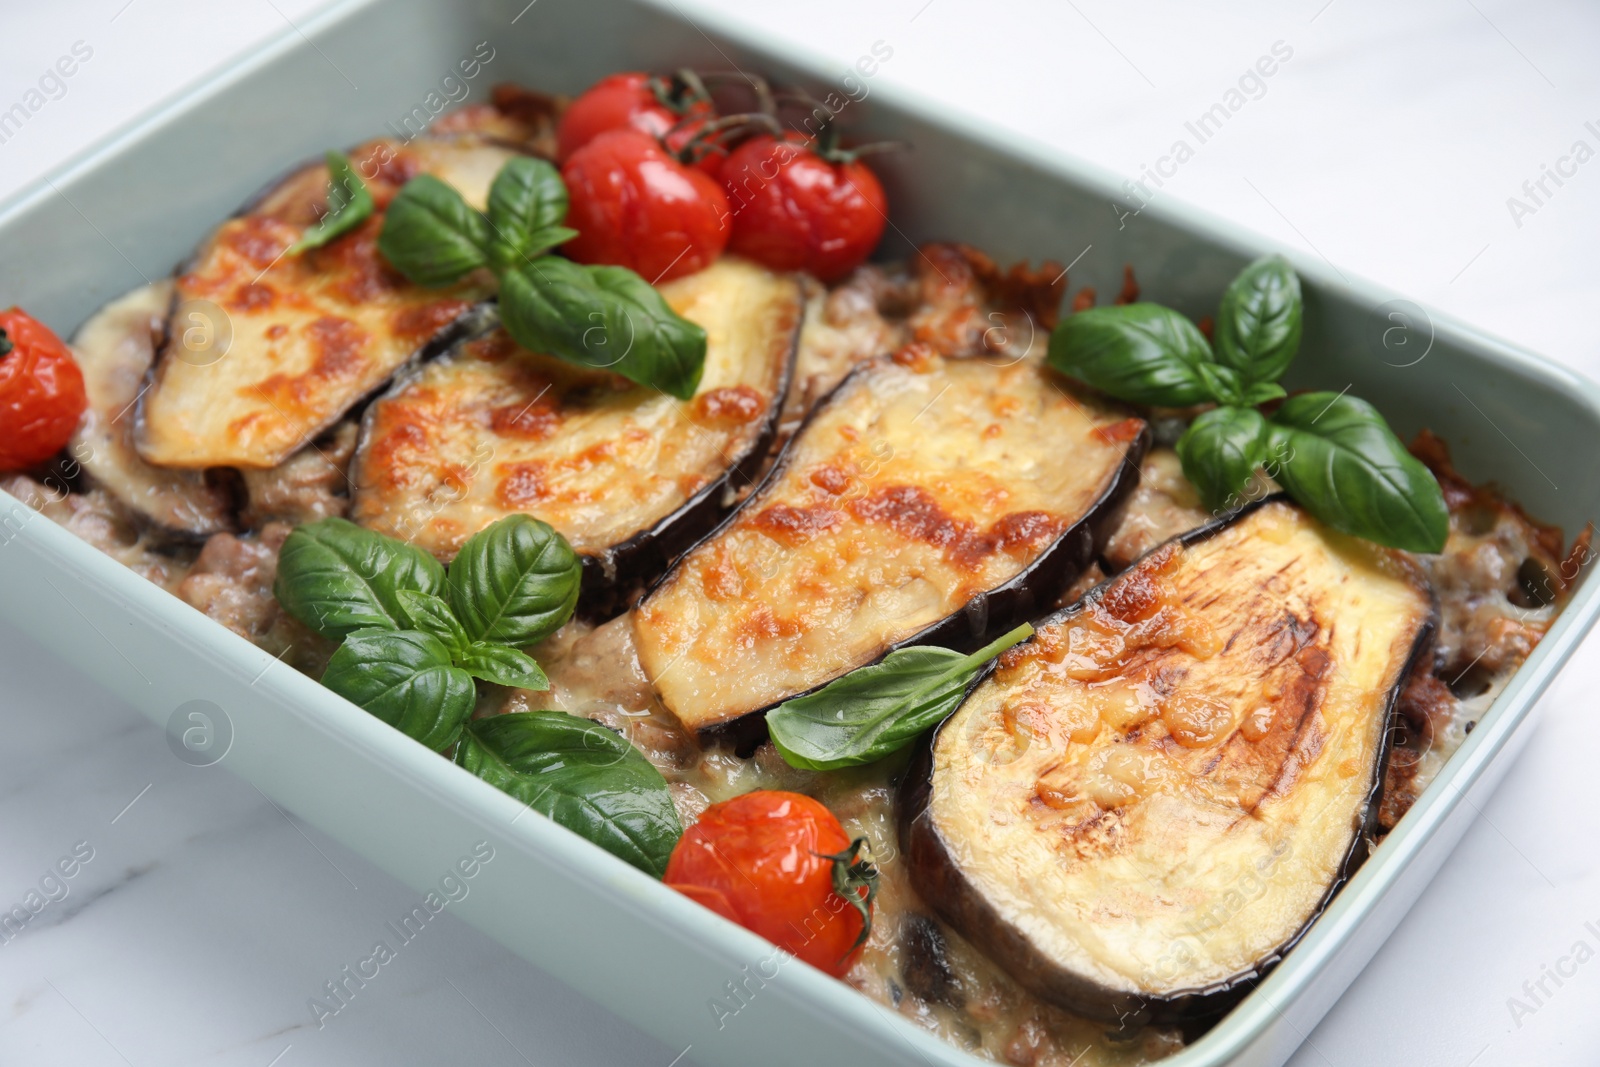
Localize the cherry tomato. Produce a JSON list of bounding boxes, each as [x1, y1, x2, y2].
[[562, 129, 730, 283], [718, 135, 887, 284], [665, 790, 877, 977], [0, 308, 86, 471], [557, 72, 715, 162]]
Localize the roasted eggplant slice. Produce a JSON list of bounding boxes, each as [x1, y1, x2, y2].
[[633, 352, 1148, 740], [348, 256, 801, 598], [68, 280, 235, 536], [901, 499, 1435, 1024], [134, 134, 520, 470]]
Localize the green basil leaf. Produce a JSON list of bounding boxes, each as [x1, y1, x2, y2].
[[500, 257, 707, 400], [1214, 254, 1303, 385], [395, 589, 470, 658], [455, 712, 681, 877], [1195, 362, 1245, 407], [1268, 392, 1449, 554], [458, 643, 549, 690], [1047, 304, 1216, 407], [768, 623, 1035, 771], [322, 630, 476, 751], [446, 515, 581, 647], [1240, 380, 1288, 406], [273, 518, 447, 640], [289, 151, 374, 255], [1176, 406, 1270, 512], [487, 232, 578, 274], [485, 157, 579, 268], [376, 174, 493, 287]]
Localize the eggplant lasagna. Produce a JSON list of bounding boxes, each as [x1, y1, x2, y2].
[[1, 79, 1585, 1067]]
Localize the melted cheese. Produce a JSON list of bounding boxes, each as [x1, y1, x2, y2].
[[924, 502, 1433, 1003], [348, 257, 800, 560], [634, 354, 1142, 733], [135, 135, 520, 469]]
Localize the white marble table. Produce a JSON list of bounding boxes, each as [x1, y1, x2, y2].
[[2, 1, 1598, 1064]]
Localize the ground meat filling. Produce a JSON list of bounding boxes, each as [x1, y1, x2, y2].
[[170, 521, 334, 673], [240, 420, 358, 527], [1101, 449, 1209, 571], [780, 242, 1070, 459], [2, 474, 194, 592], [11, 250, 1584, 1067]]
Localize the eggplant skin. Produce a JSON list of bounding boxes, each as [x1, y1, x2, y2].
[[901, 498, 1436, 1025], [134, 133, 524, 471], [633, 352, 1149, 742], [348, 257, 801, 612], [67, 281, 236, 537]]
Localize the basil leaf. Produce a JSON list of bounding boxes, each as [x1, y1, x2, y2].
[[500, 257, 707, 400], [273, 518, 446, 640], [1048, 304, 1216, 407], [289, 151, 374, 255], [446, 515, 581, 647], [1240, 380, 1287, 406], [1176, 406, 1270, 512], [396, 589, 470, 658], [322, 630, 476, 751], [455, 712, 681, 877], [1214, 255, 1302, 385], [1268, 392, 1449, 554], [485, 157, 579, 269], [1195, 362, 1246, 407], [768, 623, 1034, 771], [459, 643, 550, 690], [377, 174, 493, 287]]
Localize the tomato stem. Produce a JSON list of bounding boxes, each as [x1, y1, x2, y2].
[[0, 328, 11, 359], [669, 112, 781, 168], [817, 835, 879, 960], [648, 69, 713, 116], [695, 70, 776, 116], [771, 89, 904, 164]]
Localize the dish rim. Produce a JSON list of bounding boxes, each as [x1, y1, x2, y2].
[[2, 1, 1598, 1064]]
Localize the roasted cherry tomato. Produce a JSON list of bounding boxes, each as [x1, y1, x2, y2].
[[557, 71, 715, 163], [562, 129, 730, 283], [718, 135, 887, 284], [0, 308, 86, 471], [665, 790, 878, 977]]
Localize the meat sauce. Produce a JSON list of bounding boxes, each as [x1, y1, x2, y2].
[[11, 245, 1581, 1067]]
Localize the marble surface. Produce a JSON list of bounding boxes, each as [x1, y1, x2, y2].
[[3, 1, 1599, 1065]]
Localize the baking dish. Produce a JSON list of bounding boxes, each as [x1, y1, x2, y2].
[[1, 0, 1597, 1063]]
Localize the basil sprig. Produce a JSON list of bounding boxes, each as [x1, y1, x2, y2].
[[272, 517, 445, 639], [1267, 393, 1450, 554], [1048, 304, 1216, 407], [455, 712, 682, 877], [274, 515, 580, 751], [321, 630, 476, 751], [275, 517, 677, 877], [289, 151, 374, 255], [1214, 254, 1302, 385], [377, 157, 705, 399], [500, 259, 705, 400], [768, 623, 1035, 771], [1048, 255, 1448, 553], [377, 174, 495, 285], [445, 513, 582, 647]]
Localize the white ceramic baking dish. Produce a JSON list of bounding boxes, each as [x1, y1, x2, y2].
[[2, 1, 1597, 1063]]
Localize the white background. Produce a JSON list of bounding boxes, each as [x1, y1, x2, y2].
[[1, 1, 1598, 1064]]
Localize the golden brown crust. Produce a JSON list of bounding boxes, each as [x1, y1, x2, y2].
[[135, 135, 522, 469], [348, 258, 801, 570], [635, 353, 1144, 735]]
